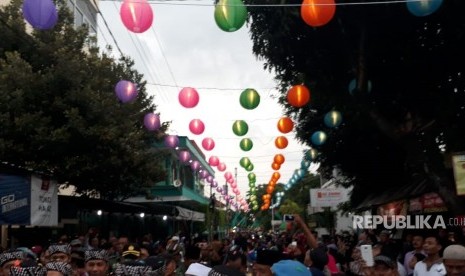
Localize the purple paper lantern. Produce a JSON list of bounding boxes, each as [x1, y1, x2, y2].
[[143, 113, 160, 131], [200, 170, 209, 179], [216, 187, 223, 193], [115, 80, 138, 103], [206, 175, 214, 183], [22, 0, 58, 30], [191, 160, 201, 171], [164, 135, 179, 148], [178, 151, 191, 163], [211, 181, 218, 188]]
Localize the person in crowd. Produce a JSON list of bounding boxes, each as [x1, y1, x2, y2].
[[413, 235, 446, 276], [184, 245, 211, 275], [84, 249, 109, 276], [347, 246, 364, 276], [304, 245, 328, 276], [252, 249, 284, 276], [222, 245, 246, 274], [0, 250, 25, 276], [9, 259, 46, 276], [404, 234, 425, 276], [69, 249, 86, 276], [271, 259, 311, 276], [47, 245, 72, 264], [362, 255, 400, 276], [120, 243, 143, 265], [45, 262, 73, 276], [443, 244, 465, 276], [408, 253, 426, 275]]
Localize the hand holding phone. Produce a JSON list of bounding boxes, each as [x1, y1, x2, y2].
[[360, 245, 374, 267]]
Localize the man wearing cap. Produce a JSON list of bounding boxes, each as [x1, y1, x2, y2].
[[45, 262, 73, 276], [47, 245, 71, 264], [0, 250, 25, 276], [443, 244, 465, 276], [85, 249, 109, 276]]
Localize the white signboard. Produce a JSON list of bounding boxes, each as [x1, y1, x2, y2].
[[30, 175, 58, 226], [310, 188, 348, 207]]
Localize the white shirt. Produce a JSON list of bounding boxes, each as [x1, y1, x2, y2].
[[413, 260, 446, 276], [397, 261, 407, 276]]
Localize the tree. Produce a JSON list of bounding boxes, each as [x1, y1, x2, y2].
[[0, 0, 168, 199], [278, 199, 304, 216], [247, 0, 465, 210]]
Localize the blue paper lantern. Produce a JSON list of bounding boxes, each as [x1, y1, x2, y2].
[[324, 111, 343, 128], [406, 0, 443, 17], [305, 149, 319, 161], [311, 131, 327, 146], [22, 0, 58, 30]]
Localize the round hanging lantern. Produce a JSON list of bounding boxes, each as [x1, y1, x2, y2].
[[227, 177, 235, 184], [274, 154, 285, 165], [239, 89, 260, 110], [200, 170, 209, 179], [214, 0, 248, 32], [164, 135, 179, 148], [248, 173, 256, 181], [230, 182, 237, 189], [191, 160, 201, 171], [209, 156, 220, 166], [266, 186, 274, 194], [189, 119, 205, 135], [406, 0, 443, 17], [272, 172, 281, 181], [277, 117, 294, 133], [178, 150, 191, 163], [287, 85, 310, 107], [216, 186, 223, 193], [311, 131, 327, 146], [22, 0, 58, 30], [301, 0, 336, 27], [305, 148, 318, 161], [324, 110, 343, 128], [178, 87, 200, 108], [246, 163, 254, 172], [240, 157, 251, 168], [301, 160, 311, 169], [211, 181, 218, 188], [233, 188, 240, 195], [202, 137, 215, 151], [115, 80, 138, 103], [275, 136, 289, 149], [348, 79, 373, 95], [249, 182, 255, 188], [240, 138, 253, 151], [218, 162, 227, 172], [225, 172, 233, 180], [271, 162, 281, 170], [143, 113, 160, 131], [232, 120, 249, 136], [120, 0, 153, 33]]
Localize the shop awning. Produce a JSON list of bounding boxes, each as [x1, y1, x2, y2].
[[175, 206, 205, 222]]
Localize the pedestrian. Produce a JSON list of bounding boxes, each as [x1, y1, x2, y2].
[[443, 244, 465, 276]]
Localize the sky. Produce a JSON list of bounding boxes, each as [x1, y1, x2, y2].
[[97, 0, 315, 202]]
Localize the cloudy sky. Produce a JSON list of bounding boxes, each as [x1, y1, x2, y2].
[[98, 0, 314, 200]]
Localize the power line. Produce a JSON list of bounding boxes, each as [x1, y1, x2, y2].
[[146, 81, 277, 91], [92, 0, 125, 58]]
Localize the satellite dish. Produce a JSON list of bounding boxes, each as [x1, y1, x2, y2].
[[173, 179, 182, 187]]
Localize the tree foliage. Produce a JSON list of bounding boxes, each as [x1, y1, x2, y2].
[[0, 0, 168, 199], [247, 0, 465, 209]]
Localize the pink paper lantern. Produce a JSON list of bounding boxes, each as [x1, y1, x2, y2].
[[217, 162, 226, 172], [120, 0, 153, 33], [178, 150, 191, 163], [209, 156, 220, 166], [233, 188, 239, 195], [230, 182, 237, 189], [189, 119, 205, 135], [202, 137, 215, 151], [191, 160, 201, 171], [224, 172, 233, 180], [143, 113, 160, 131], [227, 178, 234, 184], [115, 80, 138, 103], [178, 87, 200, 108], [164, 135, 179, 148]]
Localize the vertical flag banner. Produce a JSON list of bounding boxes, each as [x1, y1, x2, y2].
[[452, 153, 465, 196], [0, 174, 31, 225], [30, 175, 58, 226]]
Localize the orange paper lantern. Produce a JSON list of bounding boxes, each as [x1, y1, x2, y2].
[[275, 136, 289, 149], [269, 180, 276, 187], [272, 172, 281, 181], [287, 84, 310, 107], [301, 0, 336, 27], [274, 154, 285, 165], [277, 117, 294, 133], [271, 162, 281, 170], [266, 186, 275, 194]]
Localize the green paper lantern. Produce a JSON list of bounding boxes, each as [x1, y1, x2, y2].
[[249, 182, 255, 188], [239, 88, 260, 110], [240, 138, 253, 151], [246, 163, 254, 172], [214, 0, 247, 32], [232, 120, 248, 136], [240, 157, 251, 168], [248, 172, 256, 181]]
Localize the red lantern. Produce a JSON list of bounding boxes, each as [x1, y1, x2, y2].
[[277, 117, 294, 133], [120, 0, 154, 33], [275, 136, 289, 149], [301, 0, 336, 27], [287, 85, 310, 107]]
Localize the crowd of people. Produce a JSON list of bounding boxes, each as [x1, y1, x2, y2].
[[2, 215, 465, 275]]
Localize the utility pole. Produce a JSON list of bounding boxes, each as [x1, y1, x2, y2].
[[271, 199, 275, 233]]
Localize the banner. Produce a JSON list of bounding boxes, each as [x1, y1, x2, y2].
[[452, 153, 465, 195], [310, 188, 348, 207], [0, 174, 31, 225], [377, 200, 407, 216], [409, 193, 447, 214], [30, 175, 58, 226]]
